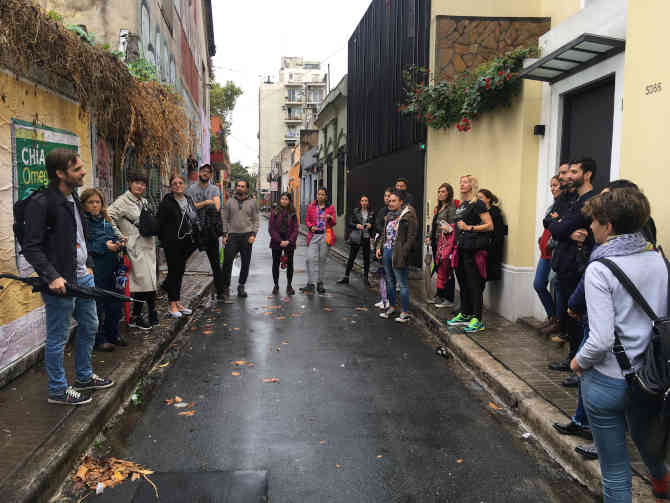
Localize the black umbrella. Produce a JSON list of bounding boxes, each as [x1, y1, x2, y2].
[[0, 274, 145, 304]]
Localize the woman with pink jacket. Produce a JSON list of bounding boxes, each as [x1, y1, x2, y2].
[[300, 187, 336, 294]]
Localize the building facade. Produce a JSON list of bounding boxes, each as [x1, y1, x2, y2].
[[314, 76, 348, 242], [424, 0, 670, 323], [347, 0, 431, 266], [258, 57, 327, 201]]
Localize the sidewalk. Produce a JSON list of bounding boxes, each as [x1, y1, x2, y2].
[[0, 251, 216, 503], [315, 225, 660, 502]]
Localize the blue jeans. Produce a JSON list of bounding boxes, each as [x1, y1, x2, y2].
[[42, 274, 98, 396], [533, 258, 554, 319], [572, 325, 590, 427], [582, 369, 668, 502], [382, 247, 409, 313]]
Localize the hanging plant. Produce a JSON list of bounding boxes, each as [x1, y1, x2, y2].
[[399, 47, 537, 133]]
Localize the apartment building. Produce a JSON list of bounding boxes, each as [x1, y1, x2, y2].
[[258, 57, 327, 198]]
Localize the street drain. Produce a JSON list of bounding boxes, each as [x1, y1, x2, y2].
[[94, 470, 268, 502]]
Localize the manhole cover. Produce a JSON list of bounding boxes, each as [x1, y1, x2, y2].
[[94, 470, 267, 502]]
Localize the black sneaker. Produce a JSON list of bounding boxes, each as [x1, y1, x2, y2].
[[48, 386, 92, 405], [287, 285, 295, 296], [73, 374, 115, 391], [575, 443, 598, 460], [336, 277, 349, 285], [237, 285, 248, 298], [272, 285, 279, 295], [148, 313, 160, 327], [300, 283, 315, 294], [548, 360, 571, 372], [552, 420, 593, 440], [317, 282, 326, 294], [129, 316, 152, 331], [109, 337, 128, 347]]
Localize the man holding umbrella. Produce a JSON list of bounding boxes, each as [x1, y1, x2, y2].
[[21, 149, 114, 405]]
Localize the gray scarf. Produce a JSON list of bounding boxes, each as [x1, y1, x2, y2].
[[589, 232, 654, 263]]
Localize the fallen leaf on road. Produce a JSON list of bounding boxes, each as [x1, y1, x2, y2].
[[203, 330, 213, 335], [232, 360, 247, 366], [231, 371, 241, 376], [178, 410, 195, 416], [276, 316, 286, 320], [72, 456, 154, 491], [336, 464, 341, 468], [131, 473, 140, 482], [457, 459, 463, 464], [174, 396, 183, 403], [319, 440, 326, 444], [282, 341, 289, 345], [355, 307, 369, 312], [75, 465, 88, 479], [488, 402, 501, 411], [248, 363, 255, 367], [164, 398, 174, 405], [174, 402, 190, 408], [264, 312, 272, 316], [323, 307, 332, 312], [376, 455, 383, 459], [158, 362, 169, 368], [233, 328, 240, 331], [263, 378, 280, 383]]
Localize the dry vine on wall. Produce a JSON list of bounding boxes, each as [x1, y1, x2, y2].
[[0, 0, 193, 168]]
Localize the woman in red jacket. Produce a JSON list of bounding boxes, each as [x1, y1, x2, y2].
[[534, 175, 561, 333], [268, 192, 299, 295], [300, 187, 336, 294]]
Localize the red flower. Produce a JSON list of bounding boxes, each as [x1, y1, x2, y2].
[[498, 70, 503, 76], [506, 74, 512, 80]]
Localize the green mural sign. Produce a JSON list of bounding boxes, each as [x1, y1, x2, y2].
[[12, 119, 80, 201]]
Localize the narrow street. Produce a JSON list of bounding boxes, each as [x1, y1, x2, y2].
[[91, 226, 594, 503]]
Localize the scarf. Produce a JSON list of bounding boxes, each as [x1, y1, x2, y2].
[[589, 232, 654, 263]]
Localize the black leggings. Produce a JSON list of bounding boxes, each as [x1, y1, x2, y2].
[[164, 239, 196, 302], [132, 291, 157, 318], [345, 239, 371, 277], [455, 249, 485, 319], [272, 249, 294, 285]]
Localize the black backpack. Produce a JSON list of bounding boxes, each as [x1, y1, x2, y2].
[[597, 257, 670, 415], [126, 200, 159, 237], [13, 188, 49, 251]]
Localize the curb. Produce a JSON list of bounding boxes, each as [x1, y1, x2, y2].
[[319, 231, 655, 502], [1, 278, 215, 503]]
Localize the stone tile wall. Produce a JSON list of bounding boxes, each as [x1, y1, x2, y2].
[[436, 17, 551, 81]]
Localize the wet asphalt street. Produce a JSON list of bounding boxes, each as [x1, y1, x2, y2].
[[99, 225, 595, 503]]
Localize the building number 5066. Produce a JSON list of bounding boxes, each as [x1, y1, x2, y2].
[[645, 82, 662, 95]]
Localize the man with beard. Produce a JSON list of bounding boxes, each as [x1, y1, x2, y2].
[[22, 149, 114, 405], [186, 164, 225, 302], [546, 158, 597, 387], [394, 178, 416, 210], [221, 179, 259, 300]]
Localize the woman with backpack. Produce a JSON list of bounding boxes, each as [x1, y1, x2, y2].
[[157, 174, 200, 319], [338, 195, 375, 287], [477, 189, 507, 284], [570, 188, 668, 502], [375, 190, 417, 323], [81, 188, 127, 351], [268, 192, 298, 295], [108, 170, 158, 330], [447, 175, 493, 333]]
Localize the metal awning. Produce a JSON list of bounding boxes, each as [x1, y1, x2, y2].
[[520, 33, 625, 84]]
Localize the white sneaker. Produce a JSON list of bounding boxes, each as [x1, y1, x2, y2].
[[379, 307, 395, 319], [180, 307, 193, 316], [167, 310, 183, 319], [427, 296, 442, 305], [435, 300, 454, 309], [374, 300, 386, 309], [394, 312, 410, 323]]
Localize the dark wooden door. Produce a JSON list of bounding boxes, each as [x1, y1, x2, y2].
[[561, 76, 615, 191]]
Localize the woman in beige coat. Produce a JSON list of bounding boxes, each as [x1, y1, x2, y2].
[[108, 170, 158, 330]]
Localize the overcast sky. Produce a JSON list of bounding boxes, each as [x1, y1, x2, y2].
[[211, 0, 373, 168]]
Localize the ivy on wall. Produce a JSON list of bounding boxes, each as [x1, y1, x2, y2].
[[0, 0, 193, 168], [399, 47, 537, 132]]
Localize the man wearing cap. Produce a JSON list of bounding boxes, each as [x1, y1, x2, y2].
[[186, 164, 225, 302]]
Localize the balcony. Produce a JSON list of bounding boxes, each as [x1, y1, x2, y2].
[[285, 114, 303, 123], [285, 133, 298, 144], [305, 80, 326, 86], [285, 95, 304, 105]]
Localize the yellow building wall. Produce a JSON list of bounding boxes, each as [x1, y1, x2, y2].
[[0, 70, 92, 326], [426, 0, 582, 267], [620, 0, 670, 248]]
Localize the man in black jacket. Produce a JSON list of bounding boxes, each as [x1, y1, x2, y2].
[[395, 178, 416, 210], [546, 158, 597, 383], [22, 149, 114, 405]]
